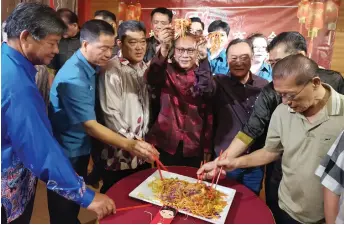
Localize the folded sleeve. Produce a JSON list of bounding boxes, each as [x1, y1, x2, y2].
[[6, 86, 95, 207]]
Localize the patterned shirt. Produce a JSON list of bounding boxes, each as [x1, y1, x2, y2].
[[97, 57, 150, 171], [145, 52, 213, 157], [315, 130, 344, 224], [208, 49, 229, 75], [1, 43, 94, 222], [254, 61, 272, 82]]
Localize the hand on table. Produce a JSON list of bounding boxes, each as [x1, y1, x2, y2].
[[87, 192, 116, 220], [126, 139, 160, 163]]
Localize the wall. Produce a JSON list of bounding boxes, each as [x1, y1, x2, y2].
[[331, 3, 344, 75], [90, 0, 119, 21]]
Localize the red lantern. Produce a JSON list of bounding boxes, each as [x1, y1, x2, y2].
[[126, 3, 136, 21], [305, 1, 325, 39], [135, 2, 142, 21], [325, 0, 339, 30], [297, 0, 310, 24], [118, 1, 127, 22]]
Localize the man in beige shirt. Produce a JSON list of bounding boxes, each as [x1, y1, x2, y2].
[[95, 20, 152, 193], [213, 54, 344, 223]]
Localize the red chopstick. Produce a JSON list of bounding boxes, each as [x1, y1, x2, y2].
[[156, 158, 164, 180], [197, 161, 204, 183], [117, 204, 152, 212], [211, 150, 223, 188], [214, 151, 227, 190], [152, 154, 169, 172]]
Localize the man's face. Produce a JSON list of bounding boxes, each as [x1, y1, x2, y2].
[[190, 22, 203, 36], [268, 43, 291, 67], [83, 33, 115, 66], [274, 75, 317, 113], [61, 17, 78, 38], [227, 42, 252, 78], [22, 33, 61, 65], [120, 30, 147, 64], [151, 12, 170, 38], [252, 37, 268, 63], [174, 36, 197, 70]]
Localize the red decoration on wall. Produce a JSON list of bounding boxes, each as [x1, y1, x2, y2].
[[118, 1, 142, 23], [118, 1, 127, 22], [135, 2, 142, 21], [126, 3, 137, 20]]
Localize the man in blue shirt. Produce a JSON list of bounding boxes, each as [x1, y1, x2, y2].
[[207, 20, 230, 75], [49, 19, 159, 223], [1, 3, 115, 224]]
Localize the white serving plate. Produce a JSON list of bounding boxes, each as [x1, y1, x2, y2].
[[128, 170, 236, 224]]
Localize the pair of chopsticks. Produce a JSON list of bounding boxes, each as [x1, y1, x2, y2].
[[210, 150, 225, 190], [117, 204, 152, 212], [152, 154, 169, 180]]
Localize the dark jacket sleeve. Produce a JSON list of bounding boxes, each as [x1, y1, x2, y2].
[[144, 51, 168, 87], [194, 58, 215, 99], [318, 69, 344, 95], [241, 82, 281, 140]]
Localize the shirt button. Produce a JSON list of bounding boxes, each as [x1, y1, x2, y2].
[[246, 98, 249, 101]]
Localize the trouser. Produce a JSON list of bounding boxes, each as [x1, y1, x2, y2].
[[1, 180, 37, 224], [273, 206, 301, 224], [47, 155, 90, 224], [265, 159, 283, 216], [226, 167, 263, 195], [100, 163, 151, 194], [158, 141, 202, 168]]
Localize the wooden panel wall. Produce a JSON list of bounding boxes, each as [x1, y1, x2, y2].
[[331, 3, 344, 76]]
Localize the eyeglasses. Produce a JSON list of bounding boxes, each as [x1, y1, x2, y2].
[[277, 80, 311, 101], [175, 47, 196, 55], [229, 54, 251, 62], [190, 30, 203, 36]]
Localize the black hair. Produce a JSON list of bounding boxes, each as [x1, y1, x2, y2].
[[208, 20, 230, 35], [150, 7, 173, 23], [273, 54, 319, 85], [267, 31, 307, 54], [117, 20, 146, 42], [5, 3, 66, 40], [226, 38, 253, 55], [56, 8, 78, 24], [80, 19, 115, 43], [190, 17, 204, 30], [94, 10, 116, 22]]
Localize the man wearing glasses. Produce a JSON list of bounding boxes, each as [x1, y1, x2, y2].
[[190, 17, 204, 36], [145, 26, 213, 167], [205, 54, 344, 223], [198, 31, 344, 219]]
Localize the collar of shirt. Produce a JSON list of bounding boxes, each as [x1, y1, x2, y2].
[[260, 61, 271, 73], [228, 71, 254, 86], [75, 49, 99, 78], [208, 48, 226, 62], [288, 83, 343, 116], [2, 43, 37, 81], [118, 57, 146, 69]]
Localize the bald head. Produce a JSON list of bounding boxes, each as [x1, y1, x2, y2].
[[273, 54, 319, 85]]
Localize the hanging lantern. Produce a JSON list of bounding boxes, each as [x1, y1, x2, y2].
[[297, 0, 310, 24], [135, 2, 142, 21], [325, 0, 339, 31], [305, 1, 325, 39], [118, 1, 127, 22], [305, 1, 325, 58], [126, 3, 136, 21]]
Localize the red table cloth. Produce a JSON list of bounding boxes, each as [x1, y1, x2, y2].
[[100, 166, 275, 224]]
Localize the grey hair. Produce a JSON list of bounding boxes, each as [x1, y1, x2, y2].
[[5, 3, 66, 41], [272, 54, 319, 85], [117, 20, 146, 42]]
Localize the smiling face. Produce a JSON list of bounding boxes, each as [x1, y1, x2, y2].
[[227, 42, 252, 78], [160, 209, 175, 219], [174, 36, 197, 70]]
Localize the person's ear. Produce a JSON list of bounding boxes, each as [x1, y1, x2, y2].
[[81, 40, 89, 52], [117, 39, 122, 49], [19, 30, 32, 47], [311, 76, 322, 89]]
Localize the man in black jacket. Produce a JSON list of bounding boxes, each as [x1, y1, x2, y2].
[[48, 8, 80, 73], [198, 31, 344, 216]]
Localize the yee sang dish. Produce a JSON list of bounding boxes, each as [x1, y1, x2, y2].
[[148, 178, 227, 219]]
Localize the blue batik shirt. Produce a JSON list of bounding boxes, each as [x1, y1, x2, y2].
[[1, 43, 94, 222], [208, 49, 229, 75], [255, 61, 272, 82]]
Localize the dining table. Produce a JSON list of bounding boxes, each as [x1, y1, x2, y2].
[[100, 166, 275, 224]]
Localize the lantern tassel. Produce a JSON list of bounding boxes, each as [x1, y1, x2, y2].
[[299, 23, 303, 34], [308, 37, 314, 58], [328, 30, 332, 46]]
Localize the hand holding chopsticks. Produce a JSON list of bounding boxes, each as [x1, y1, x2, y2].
[[130, 137, 160, 163]]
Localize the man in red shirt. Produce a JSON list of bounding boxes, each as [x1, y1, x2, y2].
[[145, 27, 213, 167]]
